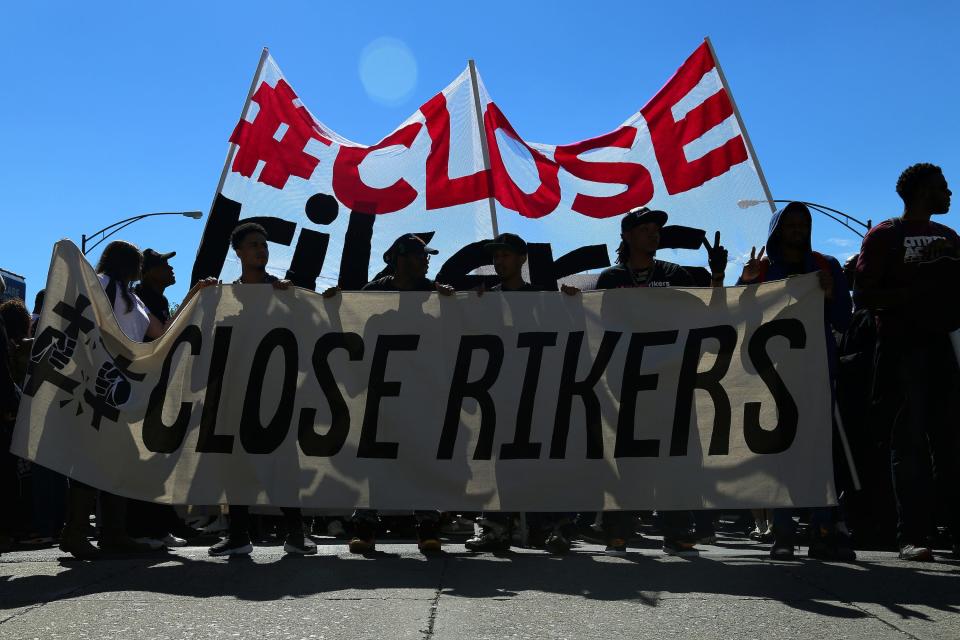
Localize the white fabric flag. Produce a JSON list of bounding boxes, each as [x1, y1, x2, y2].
[[190, 41, 772, 291]]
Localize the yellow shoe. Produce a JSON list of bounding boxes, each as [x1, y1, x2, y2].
[[348, 536, 375, 553], [418, 537, 442, 553]]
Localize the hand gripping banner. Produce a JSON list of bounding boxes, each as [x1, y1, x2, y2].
[[13, 241, 835, 510], [190, 40, 774, 292]]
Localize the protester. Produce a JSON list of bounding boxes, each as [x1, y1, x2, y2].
[[126, 249, 211, 549], [855, 163, 960, 562], [208, 223, 317, 557], [465, 232, 578, 554], [738, 201, 855, 561], [594, 206, 728, 556], [0, 275, 20, 553], [325, 233, 455, 554], [59, 240, 216, 559]]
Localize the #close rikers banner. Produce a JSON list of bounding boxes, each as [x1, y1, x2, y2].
[[190, 40, 772, 291], [13, 241, 835, 510]]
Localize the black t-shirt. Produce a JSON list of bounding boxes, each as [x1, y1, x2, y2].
[[133, 284, 170, 323], [595, 260, 693, 290], [233, 274, 280, 285], [362, 276, 436, 292], [490, 281, 554, 292]]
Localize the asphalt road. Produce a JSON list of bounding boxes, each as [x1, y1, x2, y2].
[[1, 538, 958, 640]]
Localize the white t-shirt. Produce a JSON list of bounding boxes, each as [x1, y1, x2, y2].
[[98, 274, 151, 342]]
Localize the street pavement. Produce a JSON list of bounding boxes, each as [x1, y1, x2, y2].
[[1, 536, 958, 640]]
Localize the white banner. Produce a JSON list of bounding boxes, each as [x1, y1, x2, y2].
[[13, 241, 835, 510], [190, 40, 772, 292]]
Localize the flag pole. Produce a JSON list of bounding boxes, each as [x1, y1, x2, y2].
[[704, 37, 776, 215], [191, 47, 271, 281], [468, 59, 500, 238]]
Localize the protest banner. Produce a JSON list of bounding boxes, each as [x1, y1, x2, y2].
[[191, 39, 774, 292], [13, 241, 835, 510]]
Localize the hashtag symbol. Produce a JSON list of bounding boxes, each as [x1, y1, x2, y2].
[[229, 79, 332, 189]]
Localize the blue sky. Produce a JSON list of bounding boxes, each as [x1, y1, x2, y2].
[[2, 1, 958, 304]]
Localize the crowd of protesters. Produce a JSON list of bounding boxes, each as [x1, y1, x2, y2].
[[0, 162, 956, 564]]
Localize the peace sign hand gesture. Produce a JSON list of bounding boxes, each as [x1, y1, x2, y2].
[[741, 246, 766, 283], [703, 231, 728, 277]]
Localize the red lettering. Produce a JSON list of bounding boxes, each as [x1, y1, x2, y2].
[[640, 42, 747, 195], [422, 92, 492, 210], [554, 127, 654, 219], [332, 123, 423, 214], [484, 102, 561, 219], [230, 79, 333, 190]]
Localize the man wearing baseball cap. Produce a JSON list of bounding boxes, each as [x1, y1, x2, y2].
[[465, 232, 578, 554], [337, 233, 454, 554], [595, 206, 727, 557], [134, 249, 176, 324]]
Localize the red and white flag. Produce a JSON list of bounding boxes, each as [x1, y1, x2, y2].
[[191, 40, 773, 289]]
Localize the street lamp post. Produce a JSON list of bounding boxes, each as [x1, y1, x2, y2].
[[738, 200, 871, 238], [81, 211, 203, 255]]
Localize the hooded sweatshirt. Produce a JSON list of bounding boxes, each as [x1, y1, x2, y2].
[[738, 202, 852, 336]]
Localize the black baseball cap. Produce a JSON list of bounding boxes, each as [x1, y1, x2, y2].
[[621, 206, 668, 232], [142, 249, 175, 272], [383, 234, 439, 263], [484, 233, 527, 255]]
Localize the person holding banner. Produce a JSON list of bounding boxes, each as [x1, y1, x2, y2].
[[56, 241, 219, 559], [465, 232, 578, 554], [738, 201, 855, 561], [207, 223, 318, 557], [324, 233, 454, 554], [855, 163, 960, 562], [594, 207, 727, 556]]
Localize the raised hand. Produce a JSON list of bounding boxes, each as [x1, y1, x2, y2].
[[272, 279, 292, 291], [703, 231, 729, 276], [435, 282, 456, 297], [740, 246, 766, 283]]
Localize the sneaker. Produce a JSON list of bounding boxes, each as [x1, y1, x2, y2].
[[417, 521, 443, 553], [898, 544, 933, 561], [59, 534, 101, 560], [418, 537, 442, 553], [769, 540, 796, 560], [663, 537, 698, 556], [208, 537, 253, 557], [283, 535, 318, 555], [348, 520, 376, 553], [604, 538, 628, 556], [348, 536, 376, 553], [544, 531, 571, 555], [465, 522, 510, 552]]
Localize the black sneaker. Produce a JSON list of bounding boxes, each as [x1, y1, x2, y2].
[[769, 539, 796, 560], [604, 538, 628, 556], [465, 525, 510, 552], [544, 530, 571, 555], [663, 537, 698, 556], [898, 544, 933, 561], [208, 537, 253, 557], [283, 535, 318, 555]]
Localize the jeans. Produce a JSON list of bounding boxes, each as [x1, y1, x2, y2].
[[887, 339, 960, 546]]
